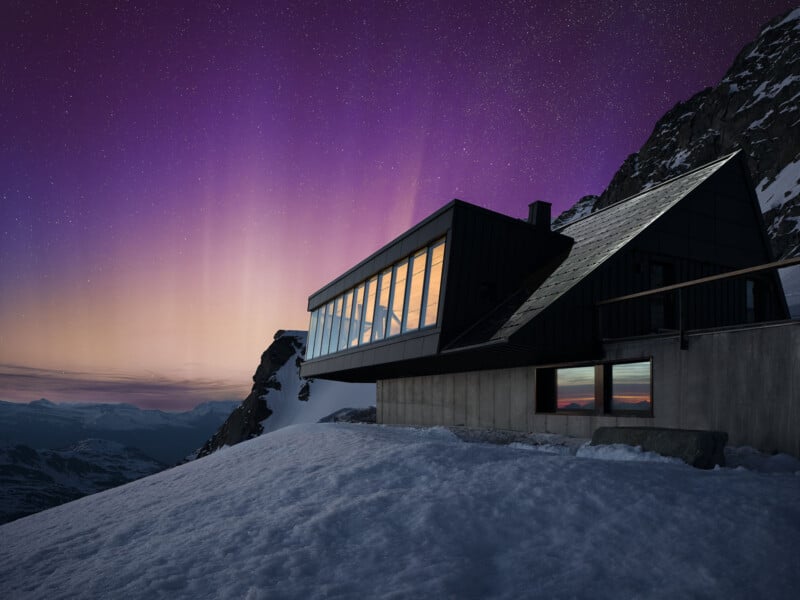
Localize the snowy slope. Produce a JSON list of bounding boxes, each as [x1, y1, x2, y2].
[[2, 423, 798, 599]]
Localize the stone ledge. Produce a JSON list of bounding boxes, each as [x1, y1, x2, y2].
[[591, 427, 728, 469]]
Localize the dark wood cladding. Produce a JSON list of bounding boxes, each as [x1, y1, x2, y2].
[[302, 201, 571, 381], [307, 203, 455, 311], [438, 203, 571, 348], [513, 157, 788, 352], [302, 153, 789, 383]]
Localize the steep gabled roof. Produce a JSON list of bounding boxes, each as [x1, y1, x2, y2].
[[484, 151, 740, 344]]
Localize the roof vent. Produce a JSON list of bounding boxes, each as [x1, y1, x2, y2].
[[528, 201, 551, 231]]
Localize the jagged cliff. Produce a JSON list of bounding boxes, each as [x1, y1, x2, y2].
[[196, 331, 304, 457], [196, 330, 375, 458], [554, 8, 799, 260]]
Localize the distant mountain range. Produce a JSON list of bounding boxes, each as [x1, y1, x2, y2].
[[0, 399, 237, 523], [554, 7, 799, 311], [0, 399, 238, 464]]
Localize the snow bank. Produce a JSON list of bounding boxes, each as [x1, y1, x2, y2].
[[1, 424, 799, 599]]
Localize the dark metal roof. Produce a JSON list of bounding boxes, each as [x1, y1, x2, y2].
[[482, 151, 740, 344]]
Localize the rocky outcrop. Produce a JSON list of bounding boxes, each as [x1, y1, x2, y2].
[[196, 331, 305, 458], [318, 406, 376, 424], [556, 8, 800, 259], [591, 427, 728, 469]]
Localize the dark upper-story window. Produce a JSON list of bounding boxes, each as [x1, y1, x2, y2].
[[650, 262, 675, 332]]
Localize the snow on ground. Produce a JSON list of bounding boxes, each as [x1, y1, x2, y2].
[[259, 355, 375, 434], [2, 423, 799, 600]]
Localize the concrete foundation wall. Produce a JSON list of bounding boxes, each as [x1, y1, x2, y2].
[[377, 322, 800, 456], [603, 321, 800, 456]]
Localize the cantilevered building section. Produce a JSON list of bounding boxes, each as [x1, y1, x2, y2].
[[301, 152, 800, 456]]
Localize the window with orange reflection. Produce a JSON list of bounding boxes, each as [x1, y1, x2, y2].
[[611, 362, 652, 412], [556, 366, 595, 411]]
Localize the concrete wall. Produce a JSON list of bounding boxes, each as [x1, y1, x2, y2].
[[377, 367, 534, 431], [603, 321, 800, 456], [377, 321, 800, 456]]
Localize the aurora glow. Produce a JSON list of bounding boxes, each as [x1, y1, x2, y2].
[[1, 1, 795, 409]]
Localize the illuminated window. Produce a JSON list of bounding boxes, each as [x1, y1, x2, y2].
[[388, 260, 408, 337], [306, 310, 319, 359], [320, 302, 334, 356], [611, 362, 651, 413], [361, 276, 378, 344], [349, 284, 365, 348], [329, 296, 343, 355], [372, 268, 392, 341], [307, 237, 447, 359], [338, 290, 352, 351], [556, 366, 595, 411], [313, 307, 326, 358], [422, 240, 445, 327], [403, 249, 427, 332]]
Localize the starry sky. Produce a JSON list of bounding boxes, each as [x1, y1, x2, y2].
[[1, 0, 796, 410]]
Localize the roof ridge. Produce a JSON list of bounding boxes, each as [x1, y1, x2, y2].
[[554, 150, 740, 231]]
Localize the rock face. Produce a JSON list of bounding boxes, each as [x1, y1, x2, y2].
[[318, 406, 377, 424], [195, 330, 376, 458], [196, 330, 304, 457], [554, 7, 800, 261]]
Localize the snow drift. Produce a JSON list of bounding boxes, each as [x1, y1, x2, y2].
[[2, 423, 798, 599]]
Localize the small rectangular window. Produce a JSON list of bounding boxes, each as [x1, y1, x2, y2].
[[422, 239, 445, 327], [373, 268, 392, 341], [361, 276, 378, 344], [403, 249, 427, 332], [611, 362, 651, 413], [388, 260, 408, 337], [556, 366, 595, 411], [338, 290, 352, 351]]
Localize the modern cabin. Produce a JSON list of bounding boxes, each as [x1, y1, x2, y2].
[[301, 152, 800, 456]]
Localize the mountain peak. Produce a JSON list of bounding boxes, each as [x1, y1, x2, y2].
[[556, 9, 799, 264]]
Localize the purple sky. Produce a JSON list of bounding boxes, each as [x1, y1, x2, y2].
[[1, 0, 796, 409]]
